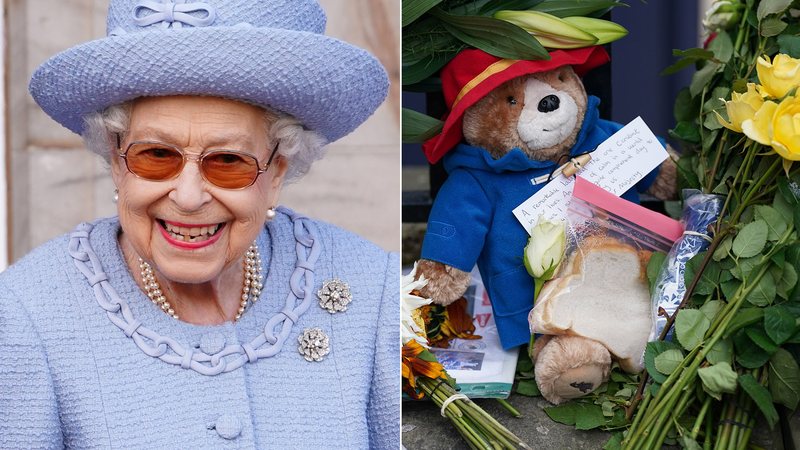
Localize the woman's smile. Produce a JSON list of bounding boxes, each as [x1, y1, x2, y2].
[[156, 219, 227, 249]]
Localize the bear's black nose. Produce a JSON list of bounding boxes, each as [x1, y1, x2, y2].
[[538, 95, 560, 113]]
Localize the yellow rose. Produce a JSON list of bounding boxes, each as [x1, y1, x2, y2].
[[716, 83, 764, 132], [771, 96, 800, 161], [756, 54, 800, 99], [741, 100, 777, 145]]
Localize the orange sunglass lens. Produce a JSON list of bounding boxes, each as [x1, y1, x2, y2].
[[125, 144, 184, 180], [201, 152, 260, 189]]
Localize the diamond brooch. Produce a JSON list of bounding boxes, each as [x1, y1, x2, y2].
[[317, 278, 352, 313], [298, 328, 330, 362]]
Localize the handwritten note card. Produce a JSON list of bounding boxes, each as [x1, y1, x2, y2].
[[513, 117, 668, 234]]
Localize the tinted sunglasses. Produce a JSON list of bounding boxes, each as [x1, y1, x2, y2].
[[117, 137, 279, 190]]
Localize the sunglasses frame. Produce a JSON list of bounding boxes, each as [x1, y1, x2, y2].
[[116, 135, 280, 190]]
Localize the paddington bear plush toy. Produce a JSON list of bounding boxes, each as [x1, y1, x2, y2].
[[416, 46, 676, 404]]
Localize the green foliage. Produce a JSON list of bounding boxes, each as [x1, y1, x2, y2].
[[669, 121, 702, 145], [732, 220, 768, 258], [746, 327, 778, 353], [733, 329, 772, 368], [700, 300, 725, 322], [768, 348, 800, 410], [724, 307, 763, 338], [777, 34, 800, 57], [516, 379, 541, 396], [645, 341, 684, 384], [477, 0, 544, 15], [431, 8, 549, 60], [603, 432, 624, 450], [706, 337, 733, 365], [544, 402, 607, 430], [707, 31, 733, 63], [402, 108, 444, 143], [675, 309, 711, 351], [745, 269, 776, 306], [760, 17, 788, 37], [403, 0, 444, 26], [531, 0, 627, 18], [739, 373, 779, 428], [654, 349, 684, 375], [698, 362, 738, 400], [764, 305, 796, 344], [754, 205, 787, 241], [662, 49, 715, 76], [756, 0, 792, 20]]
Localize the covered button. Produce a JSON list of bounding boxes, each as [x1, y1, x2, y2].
[[213, 414, 242, 440], [199, 331, 226, 354]]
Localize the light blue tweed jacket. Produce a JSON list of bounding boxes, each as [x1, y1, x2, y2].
[[0, 208, 399, 449]]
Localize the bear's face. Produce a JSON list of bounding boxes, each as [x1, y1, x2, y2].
[[462, 66, 588, 162]]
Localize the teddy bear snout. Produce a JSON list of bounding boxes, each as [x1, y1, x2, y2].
[[538, 94, 560, 113]]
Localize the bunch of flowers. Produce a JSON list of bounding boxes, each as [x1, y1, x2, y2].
[[716, 54, 800, 164], [621, 1, 800, 449], [401, 265, 529, 449]]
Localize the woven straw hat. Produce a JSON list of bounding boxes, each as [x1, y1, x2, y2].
[[29, 0, 389, 143]]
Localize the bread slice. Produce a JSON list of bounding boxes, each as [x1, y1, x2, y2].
[[529, 237, 652, 373]]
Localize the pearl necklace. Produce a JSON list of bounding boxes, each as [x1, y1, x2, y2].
[[138, 242, 264, 321]]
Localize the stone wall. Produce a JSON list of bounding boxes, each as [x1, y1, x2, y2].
[[7, 0, 400, 262]]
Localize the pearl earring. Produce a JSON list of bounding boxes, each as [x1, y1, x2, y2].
[[265, 207, 277, 220], [113, 188, 119, 204]]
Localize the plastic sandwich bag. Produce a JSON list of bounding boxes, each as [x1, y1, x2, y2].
[[529, 177, 683, 373]]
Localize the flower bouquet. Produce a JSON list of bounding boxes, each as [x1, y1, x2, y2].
[[619, 1, 800, 448], [402, 265, 531, 449]]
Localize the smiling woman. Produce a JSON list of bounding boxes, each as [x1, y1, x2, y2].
[[111, 97, 289, 323], [0, 1, 399, 448]]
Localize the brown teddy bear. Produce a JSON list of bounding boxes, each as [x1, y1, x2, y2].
[[416, 46, 676, 404]]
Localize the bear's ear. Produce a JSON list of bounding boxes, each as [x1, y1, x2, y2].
[[553, 65, 580, 86]]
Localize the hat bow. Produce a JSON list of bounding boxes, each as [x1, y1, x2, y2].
[[133, 1, 216, 29]]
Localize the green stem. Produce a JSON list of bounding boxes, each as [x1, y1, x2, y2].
[[446, 408, 492, 450], [495, 399, 521, 418], [729, 156, 782, 224], [732, 8, 749, 56], [715, 398, 735, 450], [462, 399, 529, 449], [706, 131, 729, 192], [624, 386, 651, 440], [528, 278, 545, 358], [729, 402, 743, 450], [716, 141, 758, 232], [704, 403, 714, 450], [691, 396, 712, 440]]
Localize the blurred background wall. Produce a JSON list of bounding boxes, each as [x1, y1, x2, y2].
[[3, 0, 400, 267]]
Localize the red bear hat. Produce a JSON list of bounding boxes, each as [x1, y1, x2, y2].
[[422, 46, 610, 164]]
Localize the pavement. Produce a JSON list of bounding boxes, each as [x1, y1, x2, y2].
[[402, 391, 795, 449], [402, 394, 611, 449]]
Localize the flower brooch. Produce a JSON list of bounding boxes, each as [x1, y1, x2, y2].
[[298, 328, 330, 362], [317, 278, 352, 313], [297, 278, 352, 362]]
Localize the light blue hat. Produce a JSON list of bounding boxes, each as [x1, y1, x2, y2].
[[29, 0, 389, 143]]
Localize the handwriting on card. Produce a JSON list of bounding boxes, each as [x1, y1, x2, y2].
[[513, 117, 667, 234]]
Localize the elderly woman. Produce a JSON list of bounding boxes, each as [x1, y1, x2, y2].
[[0, 1, 398, 449]]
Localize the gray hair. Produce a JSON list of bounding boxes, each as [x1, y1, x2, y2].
[[82, 101, 328, 183]]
